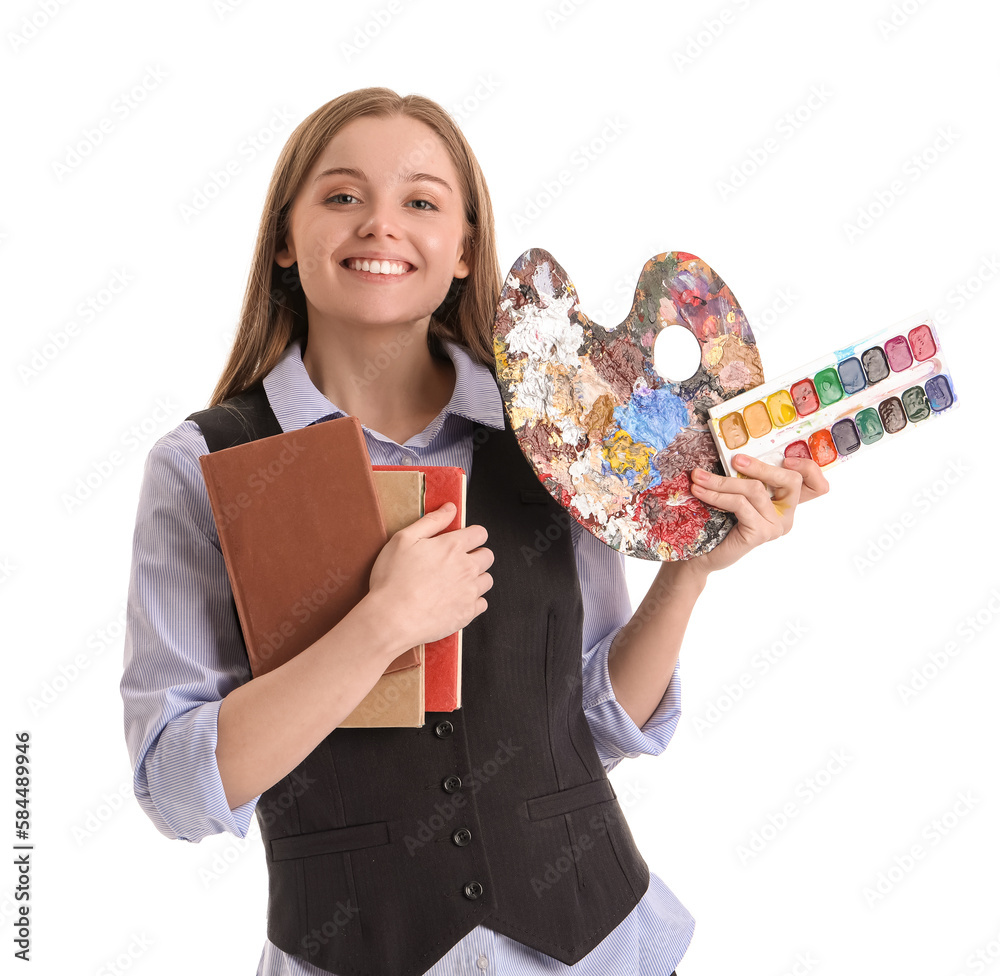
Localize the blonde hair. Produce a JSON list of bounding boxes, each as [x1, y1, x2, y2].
[[209, 87, 501, 406]]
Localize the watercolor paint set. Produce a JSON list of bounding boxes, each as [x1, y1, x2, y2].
[[707, 312, 958, 476]]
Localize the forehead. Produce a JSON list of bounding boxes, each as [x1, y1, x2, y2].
[[308, 114, 458, 184]]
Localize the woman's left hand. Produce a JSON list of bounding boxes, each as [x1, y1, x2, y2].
[[685, 453, 830, 576]]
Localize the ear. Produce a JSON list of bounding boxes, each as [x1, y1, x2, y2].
[[452, 240, 471, 280], [274, 232, 296, 268]]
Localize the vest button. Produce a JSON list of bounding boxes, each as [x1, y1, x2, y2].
[[442, 775, 462, 793], [434, 720, 454, 738], [463, 881, 484, 900], [452, 827, 472, 847]]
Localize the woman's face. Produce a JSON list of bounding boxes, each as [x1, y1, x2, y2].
[[275, 114, 471, 337]]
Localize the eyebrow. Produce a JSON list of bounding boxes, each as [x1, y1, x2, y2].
[[312, 166, 453, 193]]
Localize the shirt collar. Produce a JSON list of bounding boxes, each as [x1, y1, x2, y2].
[[262, 335, 506, 445]]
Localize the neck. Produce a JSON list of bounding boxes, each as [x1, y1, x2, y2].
[[301, 319, 456, 445]]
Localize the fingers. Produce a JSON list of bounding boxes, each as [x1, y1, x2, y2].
[[730, 453, 804, 500], [407, 502, 457, 537], [403, 503, 489, 550], [690, 465, 785, 534], [783, 455, 831, 503]]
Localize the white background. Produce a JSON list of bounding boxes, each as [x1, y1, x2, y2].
[[4, 0, 999, 974]]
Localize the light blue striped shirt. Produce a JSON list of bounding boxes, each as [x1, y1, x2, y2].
[[121, 336, 693, 975]]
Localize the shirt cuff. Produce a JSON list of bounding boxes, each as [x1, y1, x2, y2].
[[138, 698, 259, 842], [582, 628, 682, 774]]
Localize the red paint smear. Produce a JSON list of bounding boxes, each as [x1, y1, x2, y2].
[[634, 473, 711, 550], [546, 480, 572, 511], [675, 252, 699, 263], [675, 288, 705, 307]]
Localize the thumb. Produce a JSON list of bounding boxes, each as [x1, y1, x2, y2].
[[407, 502, 456, 538]]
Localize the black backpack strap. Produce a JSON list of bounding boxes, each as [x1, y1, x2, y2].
[[185, 380, 283, 453]]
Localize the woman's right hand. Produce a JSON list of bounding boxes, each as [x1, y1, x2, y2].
[[367, 502, 494, 648]]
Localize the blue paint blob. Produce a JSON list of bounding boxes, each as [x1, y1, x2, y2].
[[925, 375, 954, 411], [613, 386, 691, 453], [837, 357, 867, 394]]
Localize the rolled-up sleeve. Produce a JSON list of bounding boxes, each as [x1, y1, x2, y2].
[[574, 522, 682, 774], [120, 423, 259, 842]]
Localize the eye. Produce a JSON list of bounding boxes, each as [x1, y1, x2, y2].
[[407, 199, 438, 211], [324, 192, 359, 204]]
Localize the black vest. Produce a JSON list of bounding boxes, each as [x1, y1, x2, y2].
[[188, 378, 650, 976]]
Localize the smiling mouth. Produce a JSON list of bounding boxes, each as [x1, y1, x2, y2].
[[342, 258, 413, 276]]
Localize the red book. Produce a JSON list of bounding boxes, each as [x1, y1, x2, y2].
[[372, 465, 466, 711]]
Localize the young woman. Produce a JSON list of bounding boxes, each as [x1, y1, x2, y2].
[[121, 87, 828, 976]]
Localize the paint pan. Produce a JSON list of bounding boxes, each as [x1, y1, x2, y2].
[[707, 312, 958, 477]]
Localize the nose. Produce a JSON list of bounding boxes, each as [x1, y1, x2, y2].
[[357, 192, 401, 239]]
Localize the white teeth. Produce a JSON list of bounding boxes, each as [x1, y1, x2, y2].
[[348, 259, 409, 275]]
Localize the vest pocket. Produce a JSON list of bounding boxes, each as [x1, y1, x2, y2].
[[524, 778, 616, 821], [270, 820, 390, 861]]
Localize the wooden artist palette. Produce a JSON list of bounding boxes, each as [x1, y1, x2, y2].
[[493, 248, 762, 561]]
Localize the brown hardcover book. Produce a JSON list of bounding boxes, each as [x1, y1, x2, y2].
[[198, 416, 423, 727]]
